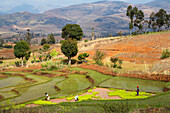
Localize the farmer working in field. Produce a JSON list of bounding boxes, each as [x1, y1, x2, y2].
[[45, 93, 50, 101], [137, 86, 139, 96], [74, 95, 79, 101]]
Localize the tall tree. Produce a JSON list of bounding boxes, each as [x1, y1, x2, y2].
[[14, 41, 30, 66], [0, 38, 4, 47], [134, 10, 144, 33], [155, 9, 167, 31], [62, 24, 83, 40], [41, 38, 47, 45], [91, 27, 94, 40], [61, 39, 78, 64], [47, 33, 55, 44], [149, 12, 157, 32], [26, 29, 31, 45], [165, 14, 170, 30], [126, 5, 138, 34]]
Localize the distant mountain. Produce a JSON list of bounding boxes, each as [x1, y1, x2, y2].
[[7, 4, 39, 14], [145, 0, 170, 13], [0, 0, 169, 36]]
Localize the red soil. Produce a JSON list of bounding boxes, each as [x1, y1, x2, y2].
[[85, 33, 170, 64]]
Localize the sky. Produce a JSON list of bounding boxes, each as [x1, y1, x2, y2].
[[0, 0, 154, 13]]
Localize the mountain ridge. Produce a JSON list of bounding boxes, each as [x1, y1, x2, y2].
[[0, 0, 169, 36]]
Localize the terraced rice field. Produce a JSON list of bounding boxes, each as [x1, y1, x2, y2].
[[98, 76, 167, 92], [0, 67, 169, 106]]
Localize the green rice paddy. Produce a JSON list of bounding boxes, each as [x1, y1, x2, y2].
[[0, 67, 168, 106], [98, 76, 167, 92], [56, 74, 92, 93]]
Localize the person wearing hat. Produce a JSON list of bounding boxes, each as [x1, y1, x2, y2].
[[137, 86, 139, 96]]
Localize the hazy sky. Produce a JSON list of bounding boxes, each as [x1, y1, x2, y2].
[[0, 0, 154, 12]]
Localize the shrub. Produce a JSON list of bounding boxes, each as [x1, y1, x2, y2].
[[93, 50, 105, 65], [50, 49, 60, 58], [31, 60, 34, 63], [39, 55, 42, 62], [15, 61, 20, 66], [36, 60, 40, 62], [3, 44, 12, 48], [161, 49, 170, 59], [78, 53, 89, 62], [60, 40, 65, 44], [43, 44, 50, 51], [84, 40, 88, 42], [0, 61, 3, 64], [41, 61, 64, 70], [110, 57, 122, 69]]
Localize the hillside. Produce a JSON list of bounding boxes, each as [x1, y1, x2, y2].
[[146, 0, 170, 13], [0, 1, 169, 36]]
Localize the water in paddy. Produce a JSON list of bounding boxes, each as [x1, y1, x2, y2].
[[98, 76, 167, 93]]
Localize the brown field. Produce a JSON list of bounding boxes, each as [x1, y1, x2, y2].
[[0, 31, 169, 75], [84, 33, 170, 64]]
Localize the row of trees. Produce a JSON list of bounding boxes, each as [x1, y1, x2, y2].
[[126, 5, 169, 34], [41, 34, 56, 45]]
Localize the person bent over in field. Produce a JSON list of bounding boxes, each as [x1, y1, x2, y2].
[[45, 93, 50, 101]]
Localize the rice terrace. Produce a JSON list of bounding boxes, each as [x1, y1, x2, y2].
[[0, 0, 170, 113]]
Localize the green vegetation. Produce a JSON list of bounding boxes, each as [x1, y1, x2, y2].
[[78, 53, 89, 62], [56, 74, 91, 93], [62, 24, 83, 40], [161, 49, 170, 59], [0, 76, 28, 89], [108, 89, 152, 99], [3, 44, 12, 48], [71, 67, 111, 86], [41, 38, 47, 45], [14, 41, 30, 66], [61, 39, 78, 64], [43, 44, 50, 51], [110, 57, 122, 69], [127, 5, 169, 34], [66, 92, 99, 101], [93, 50, 106, 65], [33, 100, 56, 105], [47, 33, 55, 45], [98, 76, 167, 93]]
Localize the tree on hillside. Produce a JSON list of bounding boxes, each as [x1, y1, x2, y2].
[[41, 38, 47, 45], [164, 14, 170, 30], [14, 41, 30, 66], [126, 5, 138, 34], [0, 38, 4, 47], [47, 33, 55, 44], [148, 12, 157, 32], [155, 9, 167, 31], [91, 27, 95, 40], [134, 10, 144, 33], [62, 24, 83, 40], [61, 39, 78, 64], [26, 29, 31, 45]]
